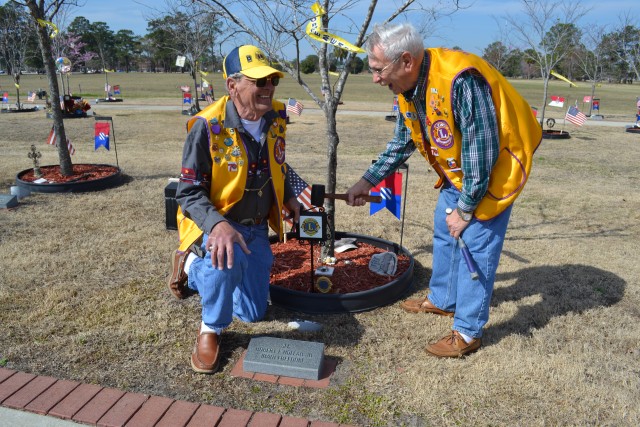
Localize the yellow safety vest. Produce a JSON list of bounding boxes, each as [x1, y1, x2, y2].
[[397, 48, 542, 220], [177, 96, 289, 251]]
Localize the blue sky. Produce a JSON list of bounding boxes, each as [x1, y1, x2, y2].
[[56, 0, 637, 57]]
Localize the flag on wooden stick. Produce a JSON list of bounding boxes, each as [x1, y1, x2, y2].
[[46, 127, 75, 155]]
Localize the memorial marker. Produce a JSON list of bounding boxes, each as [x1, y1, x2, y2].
[[244, 336, 325, 380]]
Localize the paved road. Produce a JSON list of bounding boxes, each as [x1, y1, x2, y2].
[[88, 102, 638, 128]]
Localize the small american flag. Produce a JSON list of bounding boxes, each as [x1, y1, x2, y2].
[[283, 165, 317, 225], [46, 127, 75, 155], [27, 91, 36, 102], [565, 106, 586, 127], [180, 85, 191, 93], [286, 98, 304, 116], [46, 127, 56, 145]]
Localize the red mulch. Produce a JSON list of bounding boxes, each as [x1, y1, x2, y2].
[[18, 164, 119, 183], [270, 238, 410, 294]]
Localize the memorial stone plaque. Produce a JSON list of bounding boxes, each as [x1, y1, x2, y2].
[[244, 336, 325, 380], [0, 194, 18, 209]]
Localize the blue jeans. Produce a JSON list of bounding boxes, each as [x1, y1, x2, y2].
[[428, 183, 512, 339], [187, 222, 273, 334]]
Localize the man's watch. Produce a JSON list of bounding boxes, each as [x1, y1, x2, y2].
[[456, 206, 473, 222]]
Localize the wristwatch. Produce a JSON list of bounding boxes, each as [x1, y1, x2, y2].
[[456, 206, 473, 222]]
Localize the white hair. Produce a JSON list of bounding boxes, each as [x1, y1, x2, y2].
[[365, 23, 424, 60]]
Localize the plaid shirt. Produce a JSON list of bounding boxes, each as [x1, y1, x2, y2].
[[364, 52, 499, 212]]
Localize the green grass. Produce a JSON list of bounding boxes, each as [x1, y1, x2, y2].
[[3, 71, 637, 118]]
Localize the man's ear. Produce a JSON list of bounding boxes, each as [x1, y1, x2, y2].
[[400, 52, 413, 71], [226, 78, 236, 94]]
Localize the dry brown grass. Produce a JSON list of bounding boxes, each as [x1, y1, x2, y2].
[[1, 77, 640, 426]]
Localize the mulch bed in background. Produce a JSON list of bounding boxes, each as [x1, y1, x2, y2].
[[271, 238, 410, 294], [18, 164, 119, 183]]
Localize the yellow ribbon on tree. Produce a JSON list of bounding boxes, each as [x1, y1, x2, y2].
[[36, 19, 58, 38], [15, 83, 20, 89], [200, 70, 209, 77], [306, 2, 364, 54], [550, 70, 577, 87]]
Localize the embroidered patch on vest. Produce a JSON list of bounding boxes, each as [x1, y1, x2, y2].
[[430, 120, 454, 149], [228, 161, 238, 172], [405, 111, 416, 120], [273, 136, 286, 165]]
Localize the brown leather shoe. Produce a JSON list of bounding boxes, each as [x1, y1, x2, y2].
[[168, 249, 190, 299], [400, 297, 454, 317], [425, 330, 481, 358], [191, 328, 220, 374]]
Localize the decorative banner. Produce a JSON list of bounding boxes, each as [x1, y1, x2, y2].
[[550, 70, 577, 87], [370, 171, 402, 219], [592, 98, 600, 111], [95, 122, 110, 150], [113, 85, 120, 95], [183, 92, 192, 104], [306, 2, 364, 54], [36, 19, 58, 38], [548, 96, 565, 108], [2, 92, 7, 103]]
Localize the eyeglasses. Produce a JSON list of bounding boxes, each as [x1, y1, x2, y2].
[[369, 55, 402, 76], [245, 75, 280, 87]]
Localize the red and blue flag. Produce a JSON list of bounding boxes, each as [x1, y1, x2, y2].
[[95, 122, 110, 150], [370, 171, 402, 219]]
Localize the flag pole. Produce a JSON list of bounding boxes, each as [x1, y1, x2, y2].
[[398, 163, 409, 249], [562, 95, 569, 134], [94, 116, 119, 168]]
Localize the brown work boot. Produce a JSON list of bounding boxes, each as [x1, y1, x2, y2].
[[191, 327, 221, 374], [168, 249, 190, 299], [425, 330, 481, 358], [400, 297, 454, 317]]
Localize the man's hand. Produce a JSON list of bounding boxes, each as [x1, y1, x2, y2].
[[284, 197, 301, 224], [446, 209, 470, 239], [205, 221, 250, 270], [346, 178, 374, 206]]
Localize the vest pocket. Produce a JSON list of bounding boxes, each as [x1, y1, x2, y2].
[[486, 147, 526, 201]]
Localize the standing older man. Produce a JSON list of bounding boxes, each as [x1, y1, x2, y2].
[[168, 45, 301, 374], [347, 23, 541, 357]]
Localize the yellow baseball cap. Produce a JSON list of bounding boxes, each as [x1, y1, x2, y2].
[[223, 45, 284, 80]]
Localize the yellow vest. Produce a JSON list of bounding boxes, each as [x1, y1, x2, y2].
[[397, 48, 542, 220], [177, 96, 289, 251]]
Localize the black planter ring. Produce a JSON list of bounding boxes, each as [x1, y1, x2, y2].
[[1, 107, 39, 114], [542, 130, 571, 139], [269, 231, 414, 314], [15, 164, 124, 193], [626, 125, 640, 134]]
